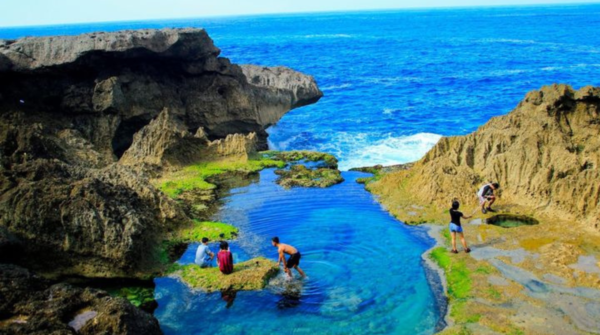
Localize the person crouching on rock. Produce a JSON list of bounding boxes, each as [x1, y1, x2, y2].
[[217, 241, 234, 275], [449, 199, 472, 254], [195, 237, 214, 268], [477, 182, 500, 214], [272, 237, 306, 279]]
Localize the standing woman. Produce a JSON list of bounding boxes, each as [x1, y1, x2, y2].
[[449, 199, 472, 254]]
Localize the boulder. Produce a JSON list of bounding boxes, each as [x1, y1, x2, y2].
[[0, 264, 162, 335]]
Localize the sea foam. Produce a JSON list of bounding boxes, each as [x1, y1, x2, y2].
[[339, 132, 442, 171]]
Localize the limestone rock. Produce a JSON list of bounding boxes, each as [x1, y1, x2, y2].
[[0, 264, 162, 335], [0, 28, 322, 278], [370, 84, 600, 230], [120, 108, 258, 170]]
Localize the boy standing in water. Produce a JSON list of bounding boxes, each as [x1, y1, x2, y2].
[[477, 182, 500, 214], [272, 237, 306, 278], [449, 199, 472, 254]]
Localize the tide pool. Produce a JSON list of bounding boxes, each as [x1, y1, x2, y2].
[[154, 170, 442, 334]]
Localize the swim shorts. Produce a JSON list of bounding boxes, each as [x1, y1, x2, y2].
[[286, 252, 301, 268], [449, 222, 463, 233]]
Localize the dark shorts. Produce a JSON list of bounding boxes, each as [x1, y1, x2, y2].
[[286, 252, 301, 268]]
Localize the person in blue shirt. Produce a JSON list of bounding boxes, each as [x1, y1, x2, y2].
[[195, 237, 214, 267]]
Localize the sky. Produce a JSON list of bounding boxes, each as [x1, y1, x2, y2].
[[1, 0, 599, 27]]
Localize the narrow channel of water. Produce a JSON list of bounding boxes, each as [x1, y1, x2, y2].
[[154, 170, 442, 334]]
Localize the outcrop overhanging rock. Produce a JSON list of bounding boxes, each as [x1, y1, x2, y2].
[[369, 84, 600, 230], [0, 28, 323, 278]]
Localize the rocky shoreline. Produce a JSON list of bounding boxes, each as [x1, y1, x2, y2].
[[0, 28, 325, 334], [359, 85, 600, 335]]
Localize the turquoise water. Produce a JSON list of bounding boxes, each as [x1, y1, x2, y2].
[[154, 170, 441, 334]]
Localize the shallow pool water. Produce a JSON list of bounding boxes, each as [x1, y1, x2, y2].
[[154, 170, 442, 334], [486, 214, 539, 228]]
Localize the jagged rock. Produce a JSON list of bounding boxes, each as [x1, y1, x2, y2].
[[120, 108, 257, 171], [0, 29, 322, 278], [0, 160, 187, 277], [369, 84, 600, 229], [0, 28, 322, 157], [0, 264, 162, 335]]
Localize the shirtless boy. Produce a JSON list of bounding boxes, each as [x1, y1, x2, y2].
[[272, 237, 306, 278]]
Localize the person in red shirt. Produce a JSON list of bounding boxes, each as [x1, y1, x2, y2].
[[217, 241, 234, 275]]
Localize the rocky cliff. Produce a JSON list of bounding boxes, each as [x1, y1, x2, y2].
[[369, 84, 600, 230], [0, 28, 322, 278]]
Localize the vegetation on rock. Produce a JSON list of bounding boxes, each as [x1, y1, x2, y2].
[[171, 257, 279, 292]]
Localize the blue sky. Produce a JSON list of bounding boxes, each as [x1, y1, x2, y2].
[[1, 0, 599, 27]]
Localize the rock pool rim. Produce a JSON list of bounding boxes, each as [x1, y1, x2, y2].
[[486, 214, 539, 228]]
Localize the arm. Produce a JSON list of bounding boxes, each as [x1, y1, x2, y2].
[[278, 249, 285, 267]]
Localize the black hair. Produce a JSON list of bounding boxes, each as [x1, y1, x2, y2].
[[492, 183, 500, 189], [272, 237, 279, 244], [201, 237, 209, 243], [220, 241, 229, 250], [451, 199, 460, 210]]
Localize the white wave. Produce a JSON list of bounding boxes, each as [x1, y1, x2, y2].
[[321, 83, 352, 90], [480, 38, 537, 45], [302, 34, 353, 39], [339, 133, 442, 171]]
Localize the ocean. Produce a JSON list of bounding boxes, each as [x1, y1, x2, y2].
[[3, 5, 600, 334], [2, 4, 599, 169]]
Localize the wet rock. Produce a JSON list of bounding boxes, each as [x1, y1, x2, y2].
[[0, 264, 162, 335]]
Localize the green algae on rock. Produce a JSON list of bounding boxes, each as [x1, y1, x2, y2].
[[263, 150, 339, 169], [171, 257, 279, 292], [175, 220, 239, 243], [275, 164, 344, 188], [261, 150, 344, 188]]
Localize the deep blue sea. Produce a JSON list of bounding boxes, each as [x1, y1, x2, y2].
[[3, 5, 600, 334], [2, 4, 600, 169]]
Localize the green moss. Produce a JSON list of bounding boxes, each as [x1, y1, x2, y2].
[[274, 164, 344, 188], [176, 220, 238, 243], [173, 257, 279, 292], [431, 247, 471, 299], [430, 247, 476, 324], [264, 150, 338, 168], [108, 286, 155, 308], [158, 157, 287, 199]]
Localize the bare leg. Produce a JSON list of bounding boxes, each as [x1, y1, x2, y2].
[[284, 266, 293, 278], [451, 232, 457, 251], [459, 232, 468, 250], [487, 196, 496, 208], [294, 265, 306, 278]]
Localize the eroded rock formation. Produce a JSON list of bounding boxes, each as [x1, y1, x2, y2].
[[0, 28, 322, 278], [369, 84, 600, 229], [0, 264, 161, 334]]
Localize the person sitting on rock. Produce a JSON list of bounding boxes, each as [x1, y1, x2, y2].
[[449, 199, 472, 254], [195, 237, 214, 268], [272, 237, 306, 279], [217, 241, 234, 275], [477, 182, 500, 214]]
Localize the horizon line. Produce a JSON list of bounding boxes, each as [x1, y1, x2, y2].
[[0, 1, 599, 29]]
